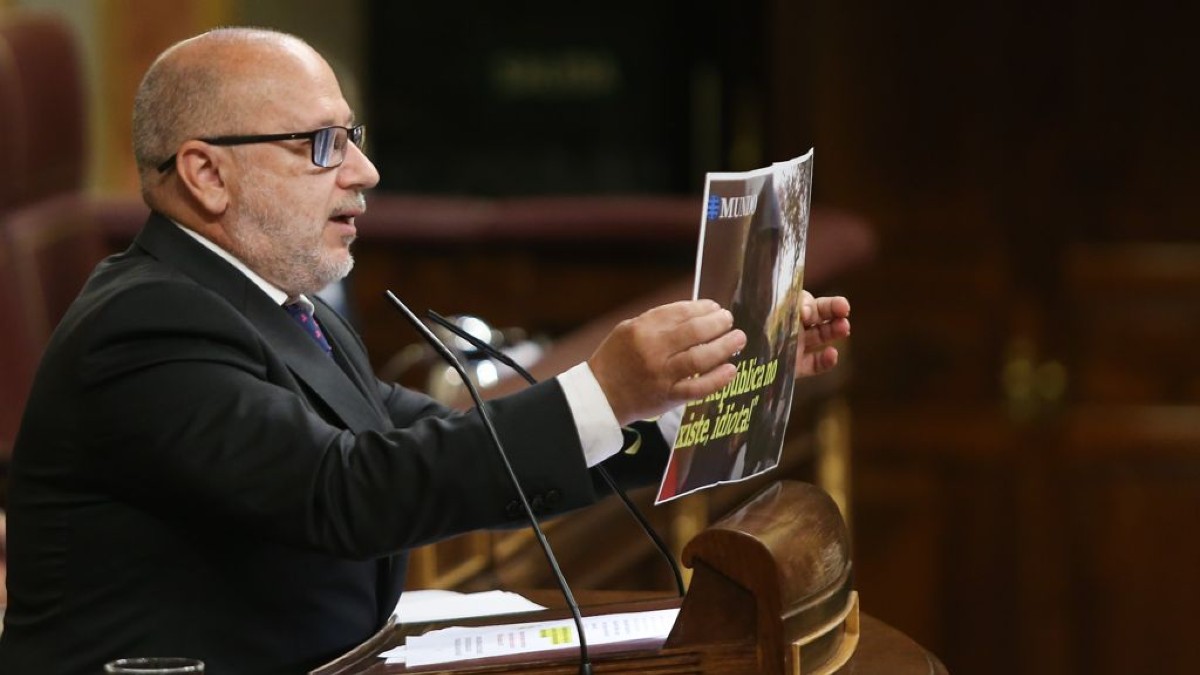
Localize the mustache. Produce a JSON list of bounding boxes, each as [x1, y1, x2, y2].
[[333, 193, 367, 216]]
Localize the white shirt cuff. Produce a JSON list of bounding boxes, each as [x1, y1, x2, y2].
[[557, 363, 623, 467], [655, 405, 684, 447]]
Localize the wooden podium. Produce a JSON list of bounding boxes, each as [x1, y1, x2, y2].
[[313, 481, 943, 674]]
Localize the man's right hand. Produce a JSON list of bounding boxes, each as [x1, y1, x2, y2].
[[588, 300, 746, 425]]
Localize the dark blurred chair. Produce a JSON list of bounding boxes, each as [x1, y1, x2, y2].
[[0, 10, 86, 205], [0, 31, 25, 213], [0, 11, 108, 511], [0, 9, 106, 351], [3, 194, 104, 346]]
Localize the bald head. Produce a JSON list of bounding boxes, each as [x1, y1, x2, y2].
[[131, 28, 326, 203]]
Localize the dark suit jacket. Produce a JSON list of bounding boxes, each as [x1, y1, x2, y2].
[[0, 213, 666, 674]]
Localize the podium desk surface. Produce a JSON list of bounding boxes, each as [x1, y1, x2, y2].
[[324, 590, 946, 675], [842, 614, 948, 675], [526, 591, 948, 675]]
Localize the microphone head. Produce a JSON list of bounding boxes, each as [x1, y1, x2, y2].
[[427, 310, 544, 388], [432, 314, 501, 356]]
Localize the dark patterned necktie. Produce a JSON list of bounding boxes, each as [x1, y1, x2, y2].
[[283, 302, 333, 356]]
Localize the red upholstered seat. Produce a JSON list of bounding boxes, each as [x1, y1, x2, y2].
[[0, 11, 86, 206], [0, 231, 39, 466], [0, 33, 26, 213], [0, 12, 99, 492], [2, 193, 105, 347]]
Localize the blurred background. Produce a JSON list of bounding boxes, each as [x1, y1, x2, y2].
[[2, 1, 1198, 673]]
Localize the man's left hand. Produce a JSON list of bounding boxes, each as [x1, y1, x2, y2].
[[796, 292, 851, 377]]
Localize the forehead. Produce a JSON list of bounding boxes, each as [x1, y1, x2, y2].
[[228, 43, 353, 129]]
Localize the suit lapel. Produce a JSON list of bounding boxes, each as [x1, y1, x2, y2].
[[244, 299, 389, 434], [134, 213, 388, 434], [315, 300, 391, 425]]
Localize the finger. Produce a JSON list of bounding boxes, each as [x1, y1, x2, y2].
[[669, 362, 738, 402], [804, 316, 851, 349], [665, 328, 746, 379], [802, 295, 851, 327], [658, 306, 735, 356], [795, 345, 840, 377], [643, 298, 722, 325]]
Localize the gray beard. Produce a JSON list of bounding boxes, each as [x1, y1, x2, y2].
[[226, 185, 361, 296]]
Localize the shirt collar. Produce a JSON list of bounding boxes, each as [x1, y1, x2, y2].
[[174, 222, 315, 314]]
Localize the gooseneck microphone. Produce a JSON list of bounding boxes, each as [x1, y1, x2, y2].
[[427, 309, 687, 598], [385, 292, 593, 675]]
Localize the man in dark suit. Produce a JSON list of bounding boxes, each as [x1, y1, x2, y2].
[[0, 28, 849, 674]]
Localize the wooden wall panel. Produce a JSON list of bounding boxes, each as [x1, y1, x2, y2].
[[771, 1, 1200, 673]]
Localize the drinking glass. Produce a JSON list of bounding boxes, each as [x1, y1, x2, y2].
[[104, 657, 205, 673]]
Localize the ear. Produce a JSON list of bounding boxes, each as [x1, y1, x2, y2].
[[174, 141, 229, 216]]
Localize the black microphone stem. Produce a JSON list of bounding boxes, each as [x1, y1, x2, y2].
[[387, 293, 593, 675], [427, 309, 687, 598]]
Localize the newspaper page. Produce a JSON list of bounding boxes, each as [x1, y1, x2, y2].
[[656, 150, 813, 503]]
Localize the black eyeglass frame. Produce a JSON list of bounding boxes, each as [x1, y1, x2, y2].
[[156, 124, 366, 173]]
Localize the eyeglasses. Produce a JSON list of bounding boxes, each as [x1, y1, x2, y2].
[[156, 124, 366, 173]]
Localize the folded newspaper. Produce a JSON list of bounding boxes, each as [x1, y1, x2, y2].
[[656, 150, 814, 503]]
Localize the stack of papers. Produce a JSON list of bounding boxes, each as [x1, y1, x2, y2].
[[383, 598, 679, 667], [393, 589, 546, 624]]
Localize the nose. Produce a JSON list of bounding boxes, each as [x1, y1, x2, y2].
[[338, 141, 380, 191]]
